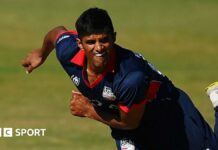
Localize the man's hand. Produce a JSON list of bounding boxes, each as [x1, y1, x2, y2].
[[70, 91, 92, 117], [21, 48, 46, 74], [21, 26, 68, 74]]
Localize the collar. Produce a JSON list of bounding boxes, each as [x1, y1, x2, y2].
[[70, 49, 86, 67], [70, 47, 116, 73]]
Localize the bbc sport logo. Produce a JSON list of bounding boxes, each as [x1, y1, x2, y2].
[[0, 128, 46, 137], [0, 128, 13, 137]]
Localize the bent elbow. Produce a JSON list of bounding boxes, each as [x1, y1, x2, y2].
[[128, 122, 140, 129], [121, 122, 140, 130]]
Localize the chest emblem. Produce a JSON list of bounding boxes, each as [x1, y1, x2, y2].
[[102, 86, 116, 101], [70, 75, 80, 86]]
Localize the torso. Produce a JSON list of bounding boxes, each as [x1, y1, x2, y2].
[[56, 31, 179, 116], [56, 31, 182, 140]]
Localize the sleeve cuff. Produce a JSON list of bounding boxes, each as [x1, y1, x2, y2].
[[118, 99, 149, 113], [55, 30, 78, 44]]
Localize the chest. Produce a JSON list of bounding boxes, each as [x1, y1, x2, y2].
[[69, 67, 119, 112]]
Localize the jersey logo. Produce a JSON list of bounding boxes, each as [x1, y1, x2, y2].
[[102, 86, 116, 101], [120, 139, 135, 150], [70, 75, 80, 86]]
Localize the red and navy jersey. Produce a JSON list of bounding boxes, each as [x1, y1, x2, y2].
[[55, 30, 179, 114], [55, 31, 180, 138]]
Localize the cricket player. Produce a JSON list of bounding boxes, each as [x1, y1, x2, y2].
[[22, 7, 218, 150]]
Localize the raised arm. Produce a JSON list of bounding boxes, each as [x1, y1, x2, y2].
[[21, 26, 67, 73]]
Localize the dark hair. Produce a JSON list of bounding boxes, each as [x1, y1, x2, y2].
[[75, 7, 114, 38]]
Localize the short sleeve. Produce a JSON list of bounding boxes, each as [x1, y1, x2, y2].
[[55, 31, 79, 65], [117, 72, 161, 113]]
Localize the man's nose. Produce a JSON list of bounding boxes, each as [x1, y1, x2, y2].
[[94, 42, 104, 52]]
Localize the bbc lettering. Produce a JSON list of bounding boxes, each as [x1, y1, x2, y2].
[[0, 128, 13, 137], [0, 128, 46, 137]]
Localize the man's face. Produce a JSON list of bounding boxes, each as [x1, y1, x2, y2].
[[77, 32, 116, 72]]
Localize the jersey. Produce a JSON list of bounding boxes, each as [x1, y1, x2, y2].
[[55, 30, 180, 139]]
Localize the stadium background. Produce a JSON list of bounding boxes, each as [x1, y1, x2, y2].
[[0, 0, 217, 149]]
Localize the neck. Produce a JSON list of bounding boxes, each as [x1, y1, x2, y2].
[[86, 65, 104, 76], [85, 66, 103, 85]]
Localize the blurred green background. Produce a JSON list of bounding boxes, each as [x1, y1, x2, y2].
[[0, 0, 218, 149]]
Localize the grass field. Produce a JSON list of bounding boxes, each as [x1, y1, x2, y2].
[[0, 0, 218, 149]]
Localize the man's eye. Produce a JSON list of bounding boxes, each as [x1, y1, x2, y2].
[[100, 37, 110, 43], [86, 40, 95, 44]]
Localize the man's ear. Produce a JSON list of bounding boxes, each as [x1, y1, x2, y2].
[[76, 38, 83, 49]]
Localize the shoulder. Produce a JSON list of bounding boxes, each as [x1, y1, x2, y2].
[[117, 45, 146, 64], [114, 45, 147, 77], [113, 46, 152, 93], [113, 63, 147, 94], [55, 29, 79, 51], [56, 30, 78, 45], [55, 30, 80, 64], [118, 71, 147, 93]]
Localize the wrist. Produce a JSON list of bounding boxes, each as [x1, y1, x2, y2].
[[39, 44, 53, 61], [84, 103, 95, 118]]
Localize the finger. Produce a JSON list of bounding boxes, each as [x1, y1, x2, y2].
[[72, 90, 82, 99], [23, 65, 33, 74], [25, 70, 30, 74], [70, 103, 73, 111], [21, 59, 32, 74], [27, 65, 34, 73], [72, 90, 82, 95], [70, 98, 74, 105]]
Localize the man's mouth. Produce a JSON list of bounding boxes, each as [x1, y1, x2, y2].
[[92, 51, 106, 57]]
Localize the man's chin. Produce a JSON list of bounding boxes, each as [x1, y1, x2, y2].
[[94, 57, 106, 65], [93, 62, 108, 72], [94, 63, 106, 70]]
